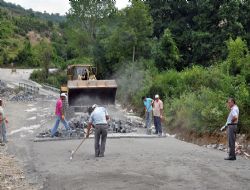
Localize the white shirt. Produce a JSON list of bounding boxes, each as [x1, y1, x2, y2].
[[89, 107, 109, 125], [226, 105, 239, 125]]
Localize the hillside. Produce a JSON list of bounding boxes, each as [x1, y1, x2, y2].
[[0, 0, 70, 68], [0, 0, 65, 22]]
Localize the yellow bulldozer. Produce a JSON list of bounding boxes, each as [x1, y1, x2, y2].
[[61, 64, 117, 109]]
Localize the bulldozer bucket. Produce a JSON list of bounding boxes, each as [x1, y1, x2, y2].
[[67, 80, 117, 107]]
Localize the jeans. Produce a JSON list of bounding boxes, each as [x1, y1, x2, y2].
[[51, 116, 70, 136], [0, 122, 7, 143], [95, 124, 108, 157], [154, 116, 162, 134], [145, 111, 152, 134]]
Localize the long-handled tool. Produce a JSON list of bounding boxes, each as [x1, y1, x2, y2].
[[69, 129, 93, 160], [69, 137, 87, 160]]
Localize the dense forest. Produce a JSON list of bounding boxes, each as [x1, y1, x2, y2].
[[0, 0, 250, 135]]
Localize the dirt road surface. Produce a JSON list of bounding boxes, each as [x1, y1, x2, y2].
[[1, 69, 250, 190]]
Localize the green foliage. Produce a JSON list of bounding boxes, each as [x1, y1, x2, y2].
[[0, 0, 65, 23], [15, 42, 35, 66], [226, 37, 248, 76], [30, 69, 67, 88], [94, 0, 153, 77], [68, 0, 116, 41], [167, 88, 226, 133], [154, 29, 180, 70], [145, 0, 246, 68], [36, 40, 56, 78]]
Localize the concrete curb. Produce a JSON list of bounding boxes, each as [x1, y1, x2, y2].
[[33, 134, 167, 142]]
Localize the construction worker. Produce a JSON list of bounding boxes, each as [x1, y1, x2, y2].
[[153, 94, 163, 136], [51, 93, 71, 137], [87, 104, 110, 157], [220, 98, 239, 160], [142, 96, 154, 135], [0, 99, 8, 144]]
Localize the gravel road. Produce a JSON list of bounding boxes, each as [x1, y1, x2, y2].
[[1, 69, 250, 190]]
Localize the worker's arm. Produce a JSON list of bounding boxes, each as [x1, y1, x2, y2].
[[160, 101, 164, 118], [106, 115, 110, 121], [221, 115, 238, 131], [4, 117, 8, 124], [59, 101, 65, 120], [60, 108, 65, 120], [86, 122, 92, 138], [151, 99, 154, 105], [231, 116, 238, 123], [160, 109, 163, 119]]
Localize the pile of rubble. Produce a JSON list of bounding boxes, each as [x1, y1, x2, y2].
[[204, 144, 227, 151], [235, 142, 250, 159], [9, 91, 37, 102], [0, 80, 37, 102], [0, 80, 15, 97], [36, 115, 144, 139], [204, 142, 250, 159]]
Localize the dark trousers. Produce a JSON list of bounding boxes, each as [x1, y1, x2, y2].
[[227, 125, 237, 158], [154, 116, 162, 134], [95, 124, 108, 156]]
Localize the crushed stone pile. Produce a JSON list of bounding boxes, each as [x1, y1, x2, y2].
[[0, 80, 15, 97], [9, 91, 37, 102], [0, 80, 37, 102], [36, 114, 144, 139]]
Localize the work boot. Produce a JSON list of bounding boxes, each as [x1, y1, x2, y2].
[[224, 156, 236, 160], [95, 150, 100, 157], [99, 154, 104, 157]]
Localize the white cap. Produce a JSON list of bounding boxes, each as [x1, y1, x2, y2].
[[92, 104, 97, 109], [155, 94, 159, 99], [60, 93, 67, 98]]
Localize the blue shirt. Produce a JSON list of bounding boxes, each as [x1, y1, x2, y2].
[[144, 98, 153, 112], [89, 107, 109, 125]]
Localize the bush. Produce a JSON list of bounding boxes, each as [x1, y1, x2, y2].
[[30, 69, 67, 88], [166, 88, 226, 134]]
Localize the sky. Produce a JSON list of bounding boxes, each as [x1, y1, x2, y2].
[[4, 0, 130, 15]]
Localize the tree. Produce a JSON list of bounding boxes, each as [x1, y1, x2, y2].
[[15, 42, 34, 66], [226, 37, 248, 76], [94, 0, 153, 76], [37, 40, 55, 79], [123, 0, 153, 59], [154, 28, 180, 71], [68, 0, 116, 41], [145, 0, 245, 68]]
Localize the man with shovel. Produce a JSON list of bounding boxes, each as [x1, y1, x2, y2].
[[87, 104, 110, 157], [51, 93, 71, 137]]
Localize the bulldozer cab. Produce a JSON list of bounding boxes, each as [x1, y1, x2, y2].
[[63, 64, 117, 109], [67, 65, 97, 80]]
